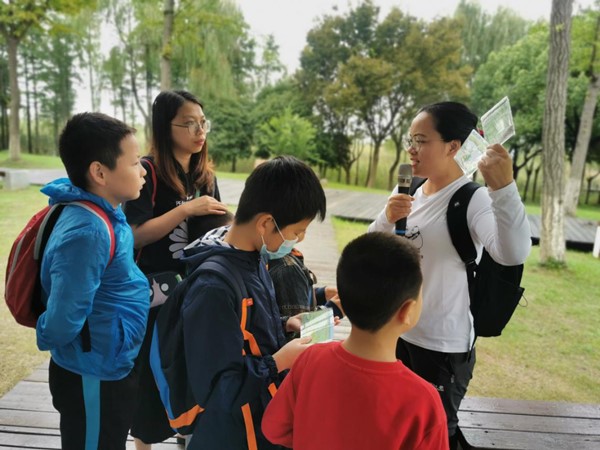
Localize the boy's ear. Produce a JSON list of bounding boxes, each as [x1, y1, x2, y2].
[[255, 213, 274, 236], [88, 161, 107, 187], [396, 299, 417, 326]]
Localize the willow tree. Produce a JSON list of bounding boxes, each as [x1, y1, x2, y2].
[[0, 0, 87, 161], [540, 0, 574, 265]]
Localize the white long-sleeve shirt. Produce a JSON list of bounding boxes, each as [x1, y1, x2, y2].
[[368, 176, 531, 353]]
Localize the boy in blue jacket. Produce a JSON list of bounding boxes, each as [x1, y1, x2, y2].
[[36, 112, 149, 450], [181, 156, 327, 450]]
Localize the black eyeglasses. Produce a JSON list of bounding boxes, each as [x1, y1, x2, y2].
[[171, 119, 211, 136]]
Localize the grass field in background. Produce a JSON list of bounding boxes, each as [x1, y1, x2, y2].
[[0, 186, 50, 396], [0, 150, 64, 170], [331, 217, 600, 404]]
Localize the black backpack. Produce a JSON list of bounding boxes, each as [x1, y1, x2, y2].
[[410, 179, 525, 338], [149, 254, 248, 434]]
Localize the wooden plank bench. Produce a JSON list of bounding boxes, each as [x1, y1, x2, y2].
[[0, 365, 181, 449], [457, 396, 600, 450]]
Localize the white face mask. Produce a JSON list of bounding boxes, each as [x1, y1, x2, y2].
[[260, 219, 298, 260]]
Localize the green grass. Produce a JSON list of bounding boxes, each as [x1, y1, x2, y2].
[[524, 200, 600, 222], [0, 150, 64, 169], [331, 218, 600, 404], [0, 186, 50, 396]]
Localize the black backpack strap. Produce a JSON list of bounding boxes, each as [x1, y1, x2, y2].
[[196, 254, 248, 301], [409, 177, 426, 196], [446, 182, 481, 308]]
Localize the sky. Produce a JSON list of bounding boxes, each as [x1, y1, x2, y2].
[[234, 0, 596, 73]]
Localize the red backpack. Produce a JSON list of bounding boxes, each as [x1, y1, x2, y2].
[[5, 201, 115, 328]]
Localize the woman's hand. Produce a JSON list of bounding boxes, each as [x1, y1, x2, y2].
[[184, 195, 228, 217], [478, 144, 514, 191], [385, 194, 413, 224]]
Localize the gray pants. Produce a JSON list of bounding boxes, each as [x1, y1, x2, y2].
[[396, 338, 476, 439]]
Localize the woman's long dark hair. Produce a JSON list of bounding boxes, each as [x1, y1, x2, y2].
[[150, 90, 215, 198], [418, 102, 478, 145]]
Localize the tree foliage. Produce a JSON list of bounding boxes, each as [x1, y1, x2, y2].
[[255, 107, 317, 161], [0, 0, 89, 160]]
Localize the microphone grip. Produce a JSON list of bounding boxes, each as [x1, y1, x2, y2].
[[395, 185, 410, 236], [395, 218, 407, 235]]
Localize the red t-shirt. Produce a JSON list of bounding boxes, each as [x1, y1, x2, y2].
[[262, 341, 448, 450]]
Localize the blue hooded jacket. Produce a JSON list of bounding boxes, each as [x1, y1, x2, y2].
[[181, 234, 287, 450], [36, 178, 149, 380]]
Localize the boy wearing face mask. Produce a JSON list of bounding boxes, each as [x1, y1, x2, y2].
[[179, 156, 327, 450]]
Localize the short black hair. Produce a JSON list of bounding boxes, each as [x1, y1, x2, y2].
[[337, 232, 422, 332], [188, 210, 234, 242], [59, 112, 135, 189], [235, 156, 326, 227], [418, 101, 478, 145]]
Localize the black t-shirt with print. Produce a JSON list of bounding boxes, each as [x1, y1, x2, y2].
[[124, 157, 221, 275]]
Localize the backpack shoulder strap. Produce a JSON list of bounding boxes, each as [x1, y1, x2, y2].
[[446, 182, 481, 303], [196, 254, 248, 300], [446, 182, 480, 265], [409, 177, 426, 196], [35, 204, 67, 262], [141, 157, 158, 207]]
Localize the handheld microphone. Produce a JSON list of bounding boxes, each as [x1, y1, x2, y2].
[[395, 163, 412, 236]]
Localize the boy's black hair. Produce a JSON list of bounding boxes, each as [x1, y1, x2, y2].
[[59, 112, 135, 189], [337, 232, 422, 332], [235, 156, 326, 228], [188, 210, 234, 242], [418, 101, 478, 145]]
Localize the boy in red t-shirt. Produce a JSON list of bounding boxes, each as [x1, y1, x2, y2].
[[262, 232, 449, 450]]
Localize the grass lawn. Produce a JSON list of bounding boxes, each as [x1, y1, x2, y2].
[[331, 217, 600, 404], [0, 150, 64, 169], [0, 186, 50, 396]]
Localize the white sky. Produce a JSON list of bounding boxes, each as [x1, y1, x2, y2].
[[235, 0, 596, 73]]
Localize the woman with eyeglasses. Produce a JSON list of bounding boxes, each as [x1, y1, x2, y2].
[[124, 90, 228, 449], [368, 101, 531, 450]]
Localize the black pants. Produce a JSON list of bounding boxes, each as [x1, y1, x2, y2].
[[49, 359, 139, 450], [397, 338, 475, 439], [130, 306, 175, 443]]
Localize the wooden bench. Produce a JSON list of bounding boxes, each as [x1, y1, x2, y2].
[[457, 396, 600, 450]]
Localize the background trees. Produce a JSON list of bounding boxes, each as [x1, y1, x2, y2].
[[0, 0, 598, 221]]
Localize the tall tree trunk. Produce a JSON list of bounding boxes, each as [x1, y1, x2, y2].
[[564, 76, 599, 215], [7, 35, 21, 161], [160, 0, 174, 90], [24, 51, 32, 154], [33, 65, 39, 154], [86, 33, 98, 111], [366, 141, 382, 189], [540, 0, 573, 265], [564, 15, 600, 216]]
